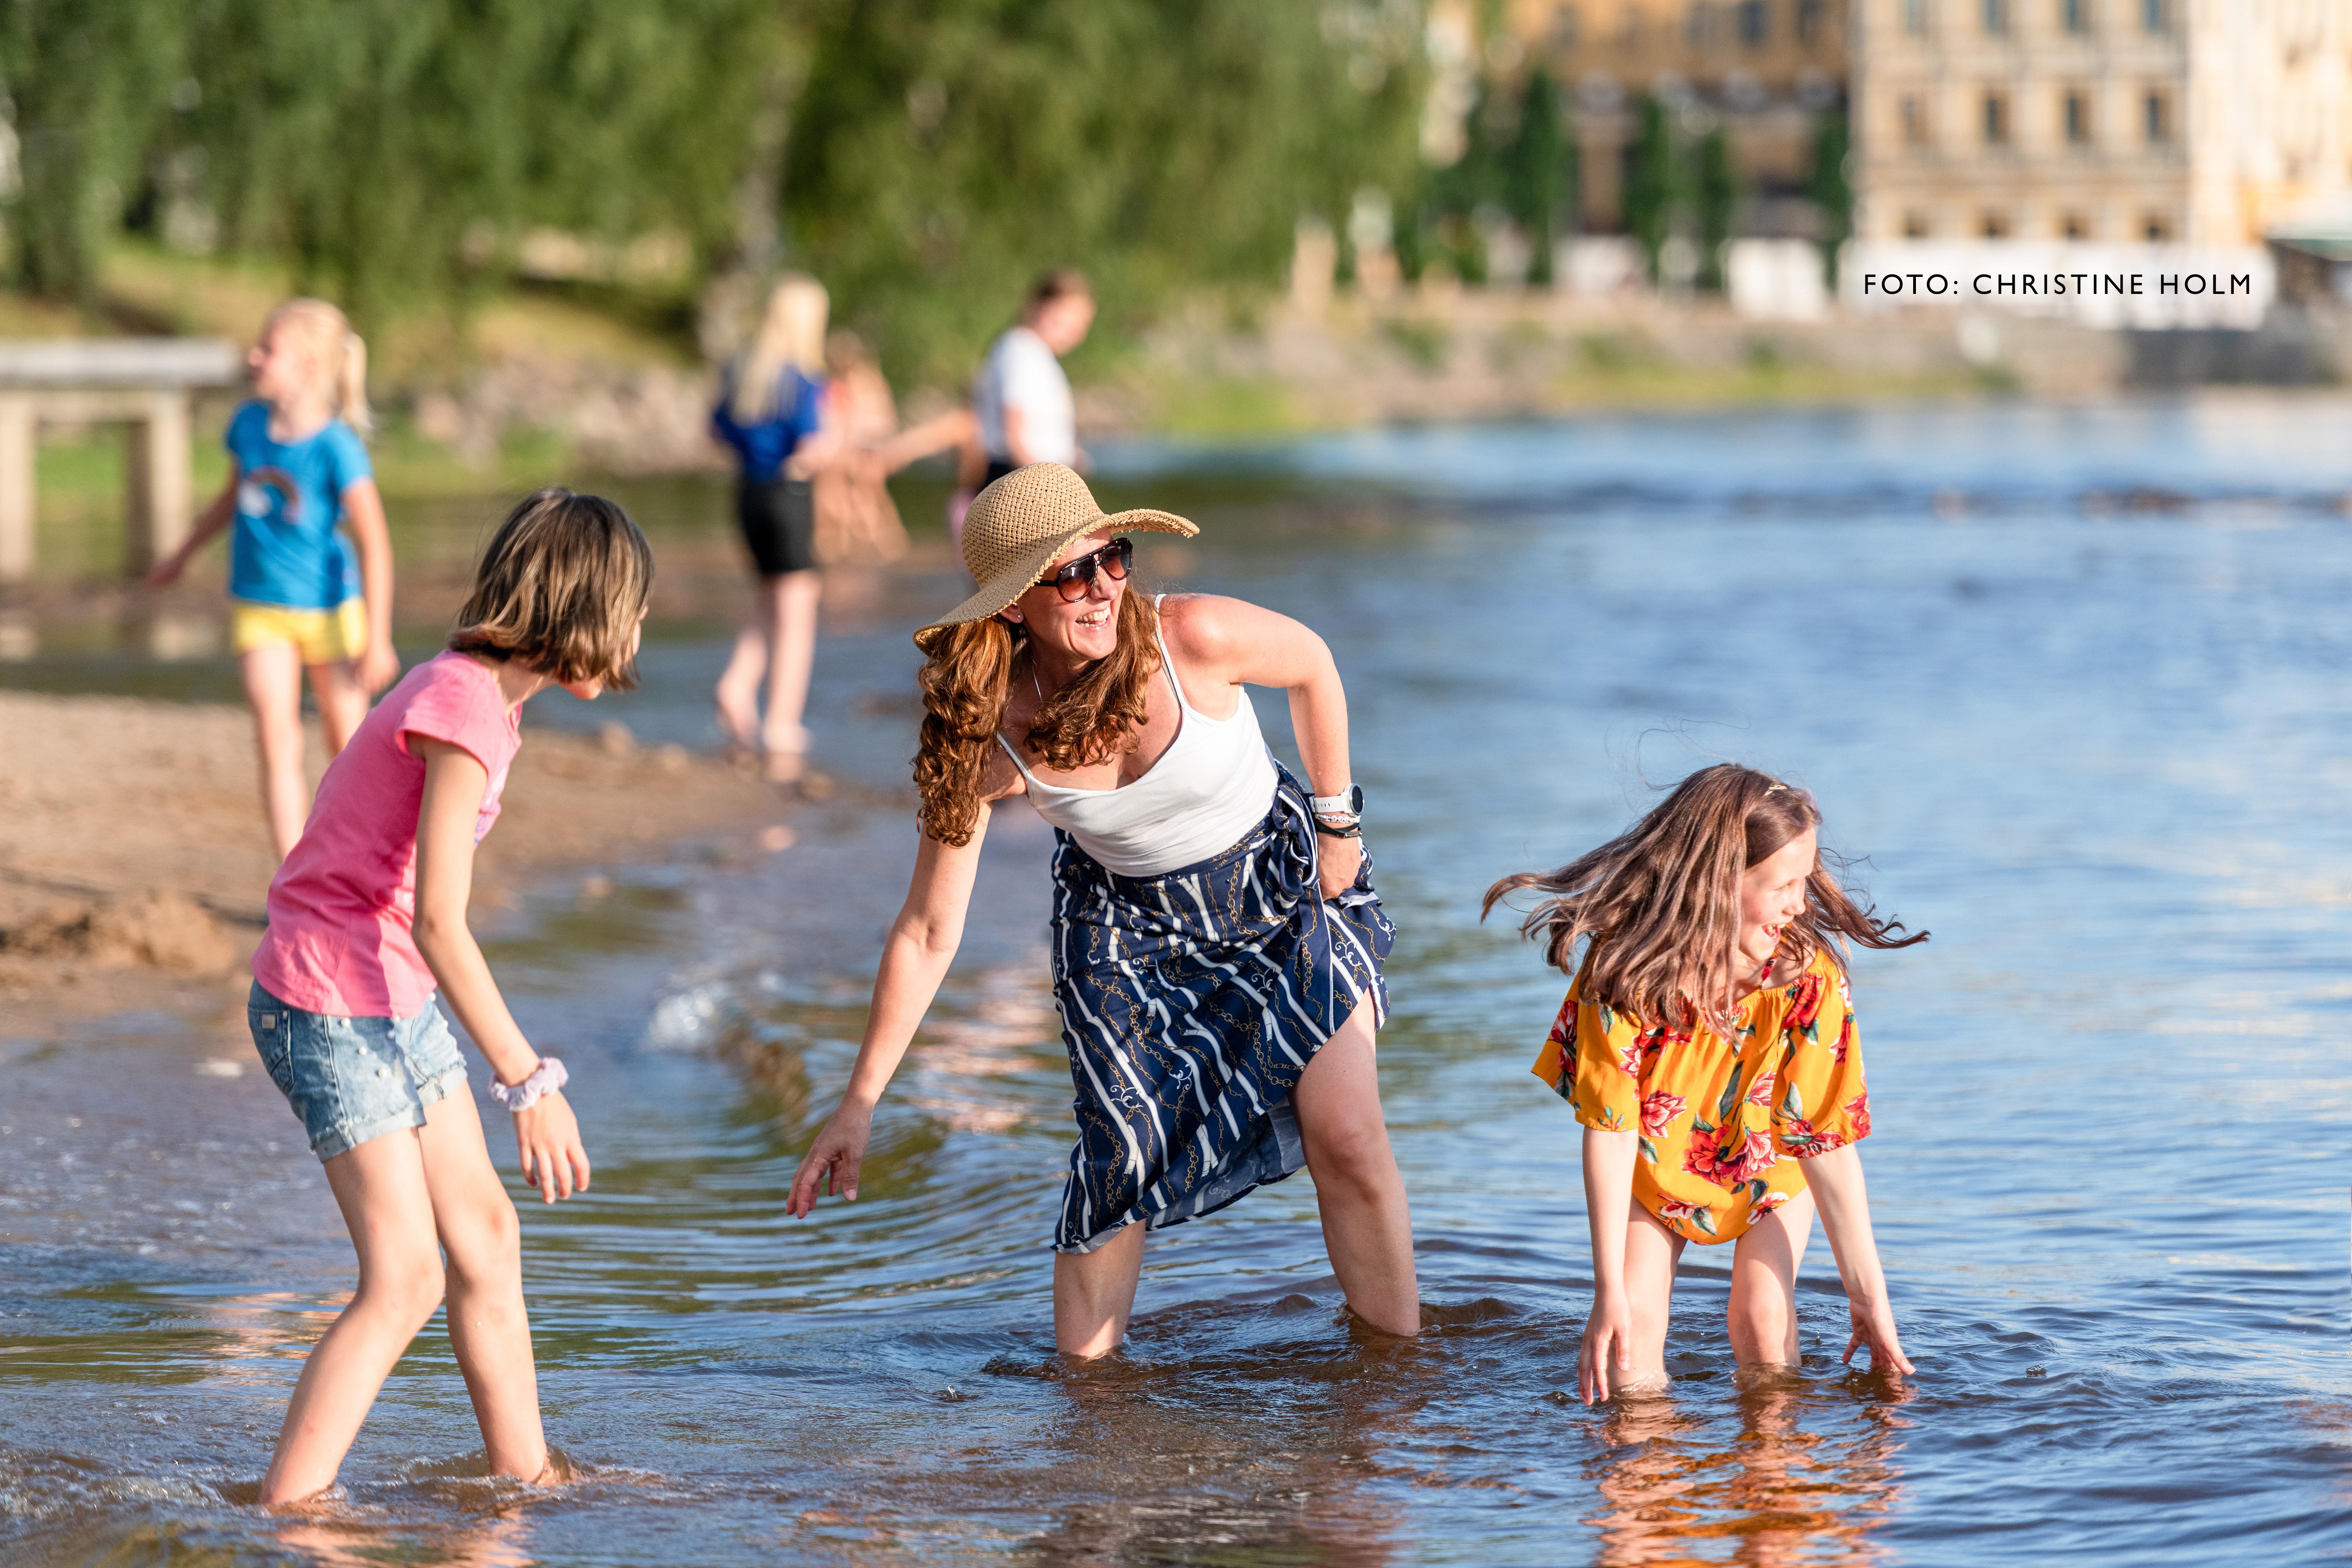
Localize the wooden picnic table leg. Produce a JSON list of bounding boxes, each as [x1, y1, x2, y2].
[[124, 390, 193, 577], [0, 392, 33, 583]]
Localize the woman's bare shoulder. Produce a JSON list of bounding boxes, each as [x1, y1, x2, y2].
[[1157, 592, 1267, 656], [978, 737, 1028, 802]]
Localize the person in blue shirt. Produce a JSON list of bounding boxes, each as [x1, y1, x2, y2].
[[711, 273, 841, 783], [150, 298, 397, 858]]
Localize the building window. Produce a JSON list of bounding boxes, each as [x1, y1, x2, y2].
[[1983, 0, 2010, 34], [1983, 91, 2010, 145], [1982, 211, 2011, 238], [2064, 90, 2090, 143], [2143, 213, 2171, 240], [1797, 0, 1826, 41], [1904, 0, 1931, 34], [1737, 0, 1768, 45], [2141, 0, 2167, 32], [1904, 211, 1934, 238], [2061, 0, 2090, 31], [2144, 90, 2170, 143], [1902, 94, 1930, 144], [2061, 212, 2090, 239]]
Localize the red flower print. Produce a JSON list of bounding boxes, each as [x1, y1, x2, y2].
[[1832, 1014, 1854, 1065], [1716, 1127, 1779, 1186], [1651, 1195, 1718, 1238], [1844, 1091, 1871, 1139], [1682, 1138, 1727, 1184], [1776, 1115, 1849, 1157], [1616, 1036, 1646, 1078], [1751, 1190, 1790, 1216], [1746, 1069, 1777, 1107], [1785, 971, 1826, 1032], [1639, 1090, 1687, 1137]]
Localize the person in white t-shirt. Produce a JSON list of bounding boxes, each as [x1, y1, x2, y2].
[[972, 269, 1095, 489]]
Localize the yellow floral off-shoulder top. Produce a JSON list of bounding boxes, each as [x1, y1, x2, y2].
[[1531, 945, 1870, 1244]]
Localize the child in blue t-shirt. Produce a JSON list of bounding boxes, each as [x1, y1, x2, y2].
[[150, 298, 398, 859]]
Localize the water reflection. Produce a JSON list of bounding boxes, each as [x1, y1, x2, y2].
[[1587, 1374, 1908, 1567]]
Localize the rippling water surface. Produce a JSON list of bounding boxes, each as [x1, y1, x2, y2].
[[7, 398, 2352, 1565]]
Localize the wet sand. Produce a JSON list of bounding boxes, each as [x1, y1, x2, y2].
[[0, 688, 804, 1038]]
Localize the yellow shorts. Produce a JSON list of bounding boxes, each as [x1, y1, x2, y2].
[[230, 599, 368, 665]]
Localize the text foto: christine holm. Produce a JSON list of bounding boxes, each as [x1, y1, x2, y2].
[[1860, 271, 2259, 299]]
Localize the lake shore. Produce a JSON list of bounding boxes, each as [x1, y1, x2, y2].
[[0, 687, 812, 1040]]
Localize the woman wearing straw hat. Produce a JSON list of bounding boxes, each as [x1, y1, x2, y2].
[[786, 463, 1418, 1354]]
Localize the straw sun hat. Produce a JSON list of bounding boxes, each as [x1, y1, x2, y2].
[[916, 463, 1197, 644]]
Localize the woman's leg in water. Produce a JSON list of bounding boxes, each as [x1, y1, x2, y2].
[[1052, 1220, 1145, 1358], [1728, 1184, 1815, 1372], [1616, 1204, 1684, 1395], [1293, 999, 1420, 1335]]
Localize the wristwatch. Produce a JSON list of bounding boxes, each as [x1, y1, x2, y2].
[[1311, 784, 1363, 838]]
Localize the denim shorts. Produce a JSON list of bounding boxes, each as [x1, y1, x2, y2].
[[247, 981, 468, 1161]]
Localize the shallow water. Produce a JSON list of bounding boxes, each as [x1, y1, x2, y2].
[[7, 397, 2352, 1565]]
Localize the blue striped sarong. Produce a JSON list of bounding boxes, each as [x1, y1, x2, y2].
[[1048, 768, 1394, 1253]]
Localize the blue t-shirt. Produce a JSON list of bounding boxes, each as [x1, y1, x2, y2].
[[223, 400, 372, 609], [710, 367, 824, 484]]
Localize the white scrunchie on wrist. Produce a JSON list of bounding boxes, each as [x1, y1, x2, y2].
[[489, 1056, 568, 1112]]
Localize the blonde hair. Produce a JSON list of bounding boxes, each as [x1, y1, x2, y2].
[[449, 488, 654, 689], [730, 273, 830, 424], [262, 297, 372, 437]]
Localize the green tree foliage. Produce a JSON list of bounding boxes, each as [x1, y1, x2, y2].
[[1695, 124, 1735, 292], [1500, 67, 1573, 287], [1621, 96, 1677, 283], [3, 0, 783, 325], [782, 0, 1421, 388], [1806, 104, 1853, 288], [2, 0, 187, 307]]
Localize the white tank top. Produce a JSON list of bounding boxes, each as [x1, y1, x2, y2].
[[998, 598, 1280, 878]]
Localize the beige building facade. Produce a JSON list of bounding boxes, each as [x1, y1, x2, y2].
[[1501, 0, 1853, 232], [1852, 0, 2352, 245]]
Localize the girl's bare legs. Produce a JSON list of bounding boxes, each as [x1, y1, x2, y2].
[[240, 643, 311, 861], [1728, 1186, 1816, 1369], [1293, 1000, 1419, 1336], [714, 618, 766, 755], [260, 1092, 548, 1505], [308, 660, 368, 756], [1618, 1204, 1685, 1394], [1053, 1221, 1145, 1357], [760, 568, 820, 779], [415, 1088, 547, 1481], [260, 1130, 448, 1503]]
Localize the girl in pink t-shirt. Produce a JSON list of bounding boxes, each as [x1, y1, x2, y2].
[[245, 488, 652, 1505]]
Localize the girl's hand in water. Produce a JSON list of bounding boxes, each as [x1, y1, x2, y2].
[[789, 1104, 873, 1216], [513, 1090, 591, 1204], [1843, 1295, 1914, 1376], [1580, 1290, 1634, 1404]]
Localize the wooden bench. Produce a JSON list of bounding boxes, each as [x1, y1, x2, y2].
[[0, 339, 245, 582]]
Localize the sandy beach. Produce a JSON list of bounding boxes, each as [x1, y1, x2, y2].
[[0, 687, 804, 1037]]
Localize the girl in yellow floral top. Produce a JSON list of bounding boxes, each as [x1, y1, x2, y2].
[[1485, 764, 1927, 1404]]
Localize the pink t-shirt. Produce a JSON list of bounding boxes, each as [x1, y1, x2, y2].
[[252, 651, 522, 1017]]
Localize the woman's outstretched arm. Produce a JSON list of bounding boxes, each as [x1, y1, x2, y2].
[[785, 815, 990, 1215], [1802, 1144, 1914, 1375]]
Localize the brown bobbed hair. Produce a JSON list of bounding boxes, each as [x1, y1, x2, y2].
[[449, 488, 654, 689], [912, 584, 1158, 845], [1482, 763, 1925, 1029]]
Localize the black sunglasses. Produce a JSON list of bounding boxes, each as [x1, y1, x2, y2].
[[1048, 536, 1133, 601]]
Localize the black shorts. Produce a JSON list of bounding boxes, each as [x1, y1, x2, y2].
[[737, 478, 816, 577]]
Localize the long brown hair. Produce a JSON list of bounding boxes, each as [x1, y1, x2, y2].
[[1482, 763, 1925, 1027], [912, 586, 1160, 845], [449, 488, 653, 689]]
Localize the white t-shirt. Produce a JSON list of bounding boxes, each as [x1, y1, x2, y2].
[[972, 325, 1075, 466]]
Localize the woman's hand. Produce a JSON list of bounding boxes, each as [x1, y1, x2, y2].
[[1317, 833, 1363, 901], [788, 1102, 874, 1216], [512, 1089, 591, 1204], [145, 548, 187, 589], [1581, 1289, 1634, 1404], [1843, 1294, 1914, 1376]]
